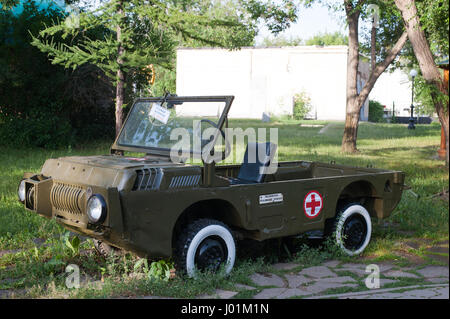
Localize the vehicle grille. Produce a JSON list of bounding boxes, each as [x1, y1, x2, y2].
[[50, 182, 85, 215], [168, 175, 201, 188], [133, 168, 163, 191]]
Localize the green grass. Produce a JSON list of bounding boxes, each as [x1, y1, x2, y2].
[[0, 119, 448, 298]]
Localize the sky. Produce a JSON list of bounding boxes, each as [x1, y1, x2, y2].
[[254, 2, 348, 45]]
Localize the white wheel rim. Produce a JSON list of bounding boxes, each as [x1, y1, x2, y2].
[[186, 224, 235, 278], [335, 205, 372, 256]]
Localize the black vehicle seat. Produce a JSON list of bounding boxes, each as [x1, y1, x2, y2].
[[229, 142, 277, 185]]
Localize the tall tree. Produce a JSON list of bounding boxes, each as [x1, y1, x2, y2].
[[339, 0, 408, 153], [394, 0, 449, 166], [301, 1, 408, 152], [31, 0, 258, 137]]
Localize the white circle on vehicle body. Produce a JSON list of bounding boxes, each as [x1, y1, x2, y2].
[[186, 224, 236, 278], [303, 191, 323, 219]]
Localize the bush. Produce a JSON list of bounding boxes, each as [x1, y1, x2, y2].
[[0, 103, 74, 148], [292, 92, 312, 120], [368, 100, 385, 123], [0, 2, 115, 148]]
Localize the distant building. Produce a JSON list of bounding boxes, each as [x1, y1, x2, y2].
[[176, 46, 370, 121], [369, 67, 414, 118]]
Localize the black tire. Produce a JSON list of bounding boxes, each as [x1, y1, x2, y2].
[[174, 218, 236, 278], [93, 239, 120, 257], [327, 203, 372, 256]]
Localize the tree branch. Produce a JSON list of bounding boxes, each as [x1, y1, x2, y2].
[[357, 31, 408, 106]]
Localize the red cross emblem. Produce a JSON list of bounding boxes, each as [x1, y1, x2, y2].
[[304, 191, 323, 219]]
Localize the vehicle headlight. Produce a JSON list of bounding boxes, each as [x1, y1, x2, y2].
[[18, 180, 26, 203], [86, 194, 107, 224]]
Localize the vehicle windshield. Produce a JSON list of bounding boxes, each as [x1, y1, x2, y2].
[[116, 98, 226, 154]]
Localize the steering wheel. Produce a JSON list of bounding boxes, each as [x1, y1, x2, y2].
[[195, 119, 231, 163]]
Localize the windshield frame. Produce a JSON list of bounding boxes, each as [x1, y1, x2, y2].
[[110, 95, 234, 157]]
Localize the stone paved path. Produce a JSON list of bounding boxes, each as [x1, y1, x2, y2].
[[1, 239, 448, 299], [199, 261, 449, 299]]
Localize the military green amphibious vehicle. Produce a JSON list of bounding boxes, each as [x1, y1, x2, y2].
[[18, 95, 406, 277]]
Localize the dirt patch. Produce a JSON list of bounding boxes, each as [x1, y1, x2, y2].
[[0, 249, 20, 258], [425, 253, 449, 265], [431, 189, 449, 202], [393, 250, 426, 265], [427, 246, 449, 254]]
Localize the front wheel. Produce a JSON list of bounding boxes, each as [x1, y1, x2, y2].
[[334, 204, 372, 256], [175, 219, 236, 278], [93, 239, 121, 257]]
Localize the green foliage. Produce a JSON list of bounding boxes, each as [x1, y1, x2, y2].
[[416, 0, 449, 57], [30, 0, 176, 84], [368, 100, 385, 123], [413, 74, 448, 116], [305, 31, 348, 46], [149, 260, 174, 281], [258, 34, 303, 47], [392, 1, 448, 115], [0, 2, 115, 148], [292, 91, 312, 120], [63, 232, 81, 258], [133, 258, 174, 281], [241, 0, 298, 34], [358, 0, 405, 67]]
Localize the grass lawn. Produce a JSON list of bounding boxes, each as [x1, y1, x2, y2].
[[0, 119, 448, 298]]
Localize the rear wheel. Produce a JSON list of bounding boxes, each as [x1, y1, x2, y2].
[[175, 219, 236, 278], [333, 204, 372, 256]]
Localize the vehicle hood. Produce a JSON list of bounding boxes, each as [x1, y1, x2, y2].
[[40, 155, 187, 190]]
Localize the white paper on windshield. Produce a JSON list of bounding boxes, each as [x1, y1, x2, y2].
[[149, 103, 171, 124]]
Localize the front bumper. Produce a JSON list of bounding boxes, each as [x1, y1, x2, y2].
[[20, 174, 122, 236]]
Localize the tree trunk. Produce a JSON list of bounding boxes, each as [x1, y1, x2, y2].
[[115, 0, 125, 137], [371, 24, 376, 72], [394, 0, 449, 166], [341, 0, 408, 153], [342, 2, 361, 153]]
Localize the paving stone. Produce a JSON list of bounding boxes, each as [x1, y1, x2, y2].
[[215, 289, 239, 299], [433, 287, 449, 298], [335, 267, 367, 277], [416, 266, 449, 278], [272, 263, 299, 271], [304, 281, 358, 294], [197, 289, 238, 299], [253, 288, 287, 299], [308, 284, 449, 299], [339, 263, 366, 269], [426, 277, 449, 284], [250, 273, 285, 288], [338, 263, 394, 275], [0, 290, 11, 299], [322, 260, 341, 268], [136, 296, 175, 299], [379, 278, 398, 287], [335, 263, 367, 277], [276, 288, 312, 299], [378, 263, 395, 273], [284, 274, 314, 288], [401, 288, 447, 299], [385, 270, 419, 279], [319, 276, 357, 284], [299, 266, 337, 278], [234, 283, 256, 290]]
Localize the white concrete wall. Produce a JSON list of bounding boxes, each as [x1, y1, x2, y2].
[[176, 46, 366, 121], [369, 68, 412, 117]]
